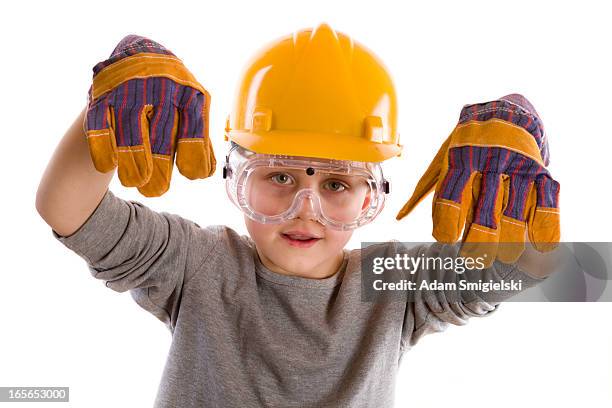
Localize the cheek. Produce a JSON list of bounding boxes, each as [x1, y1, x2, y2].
[[323, 230, 353, 249], [245, 216, 278, 245]]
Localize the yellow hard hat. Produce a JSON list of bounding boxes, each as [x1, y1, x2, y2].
[[225, 23, 402, 163]]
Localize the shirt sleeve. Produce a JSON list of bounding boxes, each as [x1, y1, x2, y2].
[[400, 242, 549, 351], [52, 188, 221, 331]]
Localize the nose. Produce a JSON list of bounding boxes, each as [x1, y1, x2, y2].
[[294, 191, 319, 222]]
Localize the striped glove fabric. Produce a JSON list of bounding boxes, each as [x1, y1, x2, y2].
[[84, 35, 216, 196], [396, 94, 560, 266]]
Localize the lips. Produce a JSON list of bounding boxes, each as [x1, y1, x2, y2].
[[281, 230, 322, 248]]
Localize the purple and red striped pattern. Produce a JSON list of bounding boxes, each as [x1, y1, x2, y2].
[[86, 36, 207, 155], [458, 94, 549, 166], [92, 35, 176, 75], [439, 146, 559, 229], [86, 78, 206, 155]]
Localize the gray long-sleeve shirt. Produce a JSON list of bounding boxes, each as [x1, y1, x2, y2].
[[52, 189, 547, 407]]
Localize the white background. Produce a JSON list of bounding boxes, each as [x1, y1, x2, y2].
[[2, 0, 611, 406]]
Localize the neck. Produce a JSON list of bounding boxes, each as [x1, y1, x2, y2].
[[256, 248, 346, 280]]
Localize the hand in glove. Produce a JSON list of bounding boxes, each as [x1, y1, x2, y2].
[[396, 94, 560, 266], [84, 35, 216, 196]]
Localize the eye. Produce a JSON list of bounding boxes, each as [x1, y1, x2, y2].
[[270, 172, 294, 185], [324, 180, 349, 192]]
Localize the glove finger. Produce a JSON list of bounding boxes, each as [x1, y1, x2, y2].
[[459, 171, 504, 267], [175, 87, 216, 179], [528, 174, 561, 251], [113, 79, 154, 187], [498, 175, 533, 263], [85, 93, 118, 173], [396, 134, 452, 220], [137, 101, 180, 197], [431, 146, 476, 243]]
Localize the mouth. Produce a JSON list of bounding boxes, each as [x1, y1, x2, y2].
[[281, 230, 322, 248]]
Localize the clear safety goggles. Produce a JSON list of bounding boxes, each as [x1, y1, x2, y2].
[[223, 144, 390, 231]]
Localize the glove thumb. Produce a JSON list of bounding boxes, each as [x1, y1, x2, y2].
[[396, 134, 451, 220]]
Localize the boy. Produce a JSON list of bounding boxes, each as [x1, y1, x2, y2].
[[35, 24, 560, 407]]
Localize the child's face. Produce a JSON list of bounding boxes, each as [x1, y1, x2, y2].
[[232, 157, 379, 279], [243, 168, 367, 278]]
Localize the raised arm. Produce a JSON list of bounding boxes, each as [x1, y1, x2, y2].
[[35, 35, 222, 331], [35, 106, 114, 237], [36, 33, 216, 235]]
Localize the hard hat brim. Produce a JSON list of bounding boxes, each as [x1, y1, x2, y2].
[[229, 130, 402, 163]]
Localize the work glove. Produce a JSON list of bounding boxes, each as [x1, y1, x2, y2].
[[84, 34, 216, 196], [396, 94, 560, 266]]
